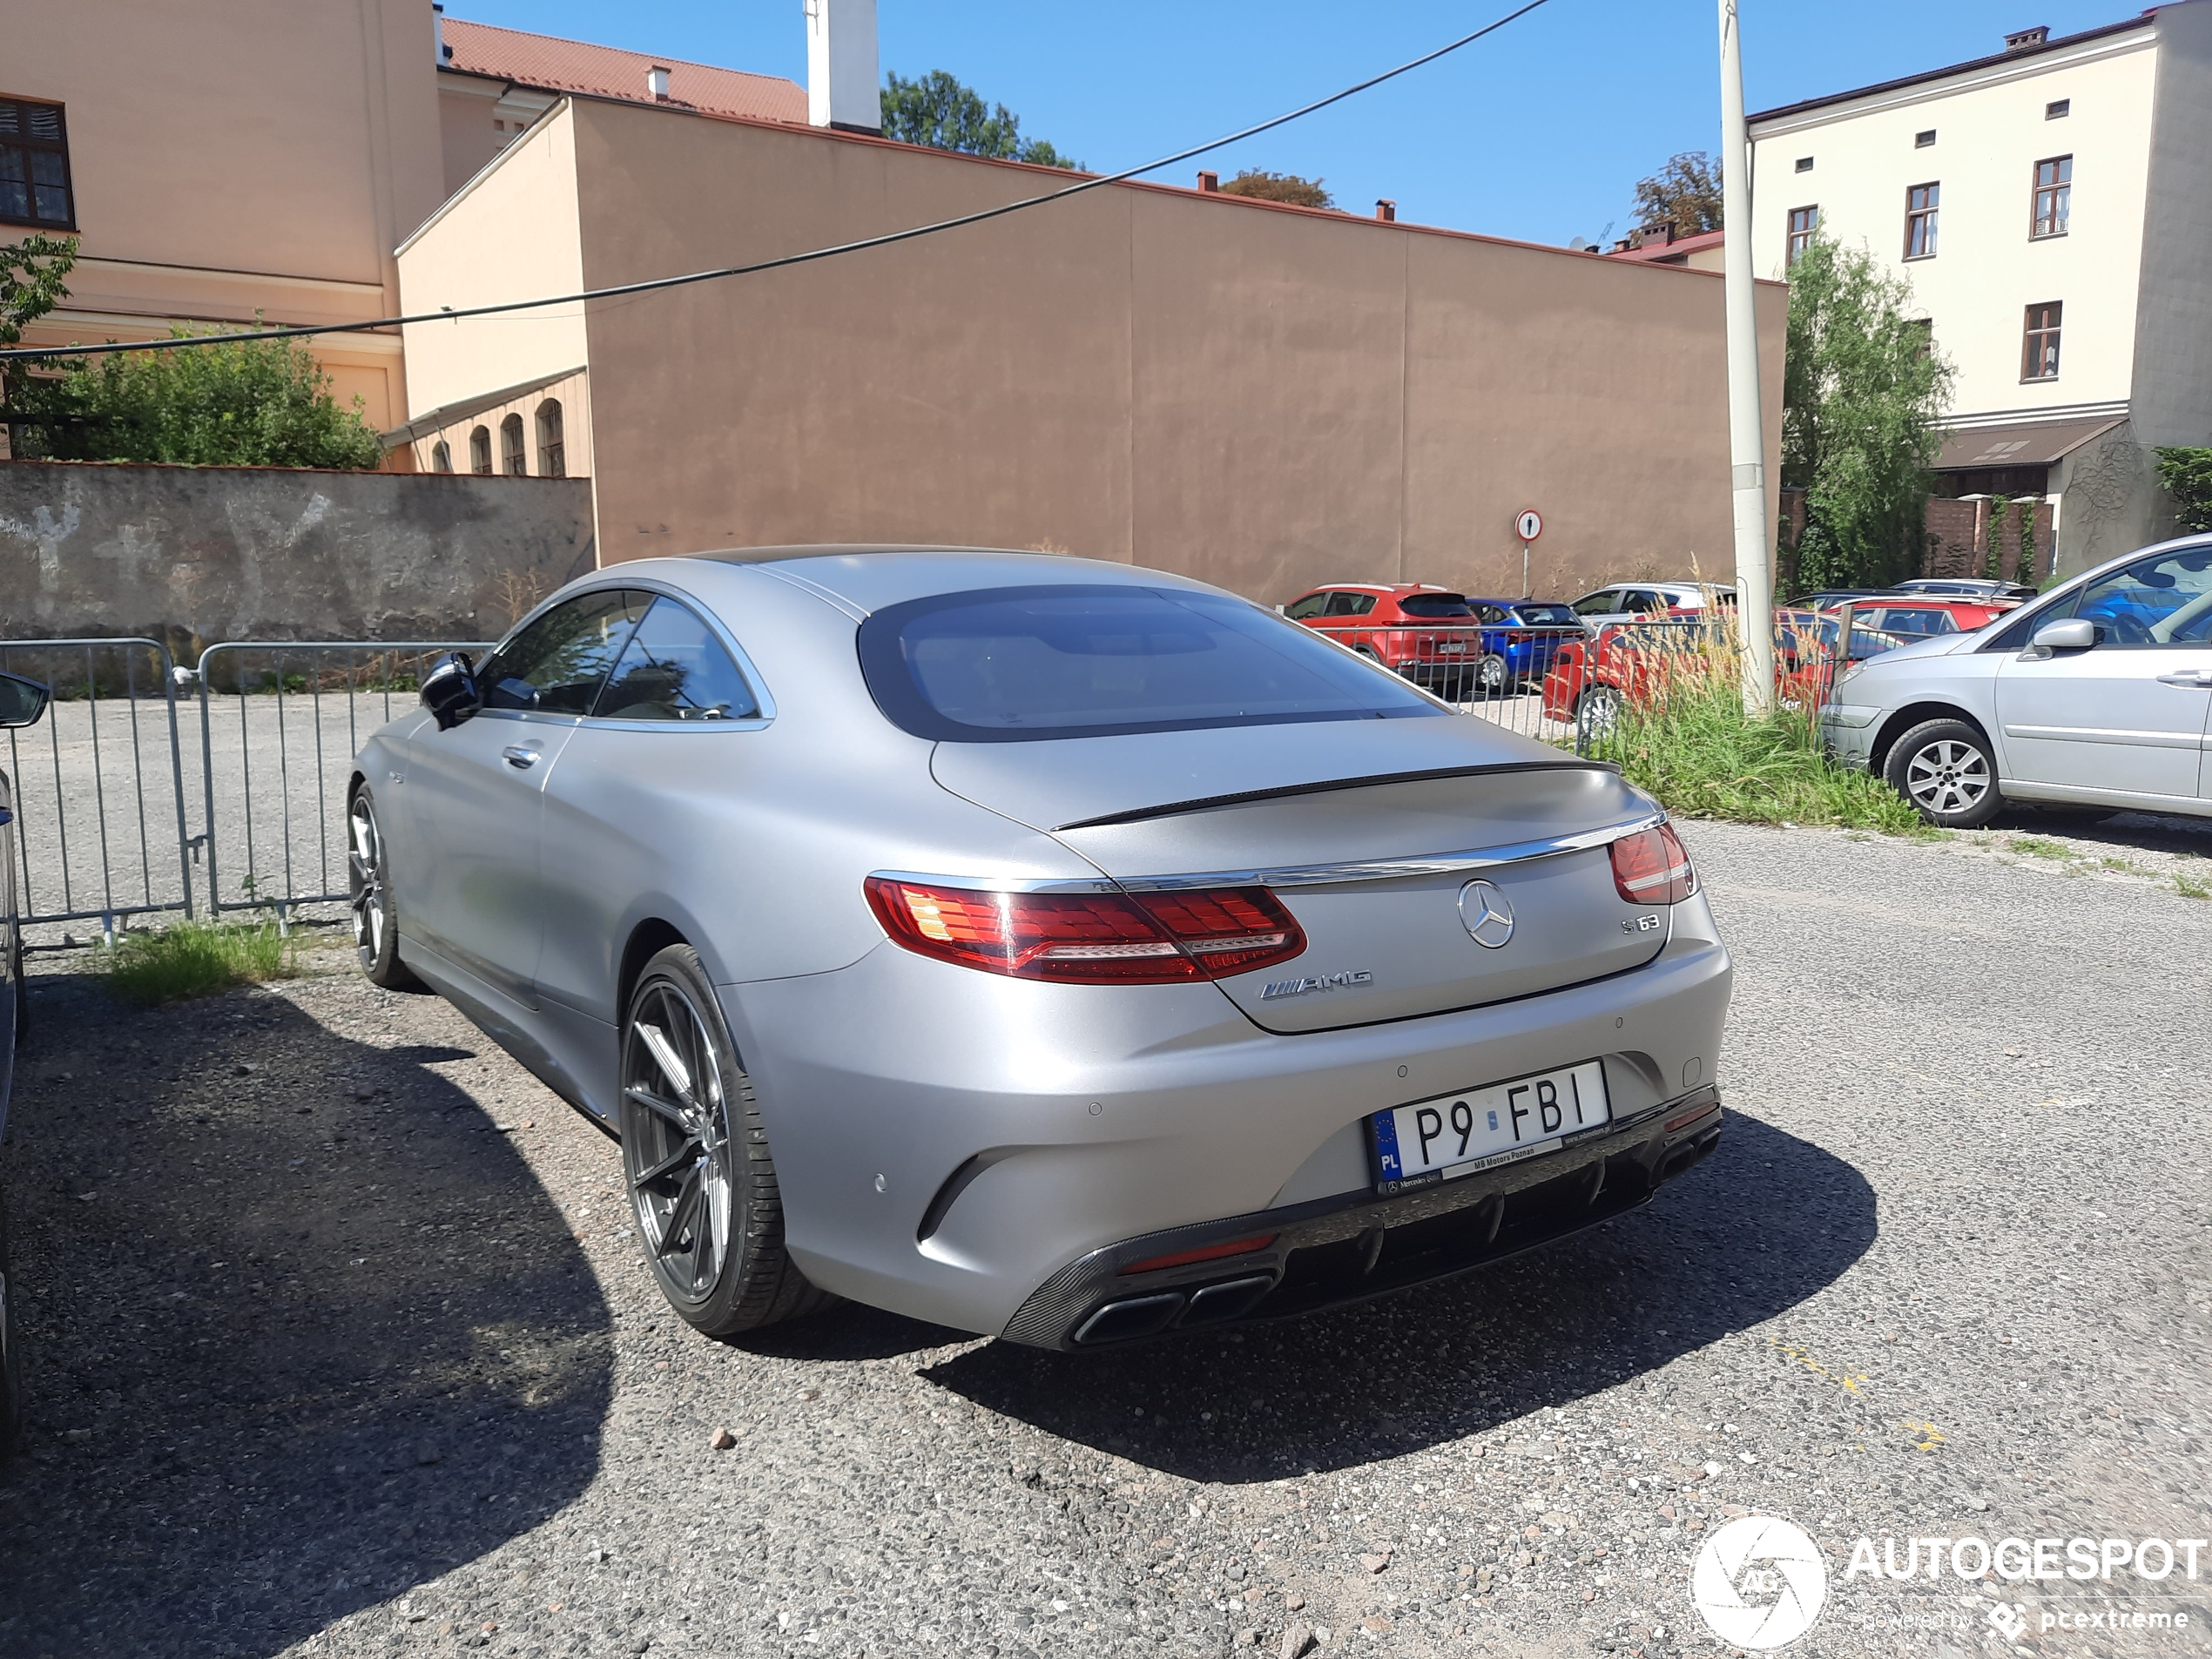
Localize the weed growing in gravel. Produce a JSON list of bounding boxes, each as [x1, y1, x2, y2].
[[2176, 868, 2212, 901], [104, 921, 301, 1004], [1600, 671, 1928, 834], [2008, 836, 2070, 860]]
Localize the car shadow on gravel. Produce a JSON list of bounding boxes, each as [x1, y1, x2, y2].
[[0, 968, 613, 1659], [924, 1112, 1874, 1482]]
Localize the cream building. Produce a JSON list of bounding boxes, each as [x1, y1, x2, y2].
[[1748, 5, 2212, 576]]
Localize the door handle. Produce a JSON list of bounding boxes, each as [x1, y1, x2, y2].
[[502, 745, 539, 769], [2155, 671, 2212, 688]]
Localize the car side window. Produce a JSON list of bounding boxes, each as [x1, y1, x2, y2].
[[2074, 548, 2212, 647], [591, 597, 761, 722], [1572, 590, 1620, 617], [1283, 592, 1329, 621], [1324, 591, 1378, 617], [1876, 608, 1954, 637], [1474, 604, 1509, 624], [479, 590, 651, 713], [1621, 590, 1662, 615]]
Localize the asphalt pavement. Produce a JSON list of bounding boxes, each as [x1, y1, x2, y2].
[[0, 819, 2208, 1658]]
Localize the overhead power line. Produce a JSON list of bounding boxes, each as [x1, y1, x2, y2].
[[0, 0, 1555, 364]]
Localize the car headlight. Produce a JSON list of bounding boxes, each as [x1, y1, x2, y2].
[[1838, 662, 1865, 686]]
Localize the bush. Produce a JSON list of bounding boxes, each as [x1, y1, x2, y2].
[[104, 921, 301, 1004], [2155, 447, 2212, 534], [24, 324, 383, 469]]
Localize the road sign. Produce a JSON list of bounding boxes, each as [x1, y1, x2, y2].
[[1515, 509, 1544, 542]]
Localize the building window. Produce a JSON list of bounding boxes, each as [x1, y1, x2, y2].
[[1793, 156, 1813, 173], [2032, 155, 2071, 239], [2021, 301, 2062, 381], [469, 425, 492, 475], [430, 440, 453, 473], [2047, 98, 2070, 119], [1906, 317, 1935, 359], [500, 413, 526, 475], [1787, 205, 1819, 264], [1903, 183, 1939, 260], [0, 98, 76, 230], [1914, 129, 1937, 148], [535, 399, 565, 478]]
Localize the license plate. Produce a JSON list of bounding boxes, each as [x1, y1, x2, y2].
[[1436, 643, 1467, 653], [1369, 1061, 1610, 1191]]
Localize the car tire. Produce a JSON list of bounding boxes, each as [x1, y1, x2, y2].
[[1475, 653, 1510, 698], [620, 944, 834, 1338], [0, 1183, 23, 1463], [346, 786, 427, 992], [1575, 685, 1625, 742], [1885, 718, 2004, 828]]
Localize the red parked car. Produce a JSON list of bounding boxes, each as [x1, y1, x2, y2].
[[1541, 612, 1909, 728], [1831, 597, 2016, 637], [1280, 583, 1487, 695]]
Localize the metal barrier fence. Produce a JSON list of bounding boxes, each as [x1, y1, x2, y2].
[[1311, 622, 1593, 745], [0, 637, 489, 942]]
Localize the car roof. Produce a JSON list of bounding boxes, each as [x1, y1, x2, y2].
[[679, 545, 1222, 614]]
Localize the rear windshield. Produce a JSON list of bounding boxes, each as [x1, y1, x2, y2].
[[1396, 593, 1471, 618], [1512, 604, 1579, 625], [858, 584, 1445, 742]]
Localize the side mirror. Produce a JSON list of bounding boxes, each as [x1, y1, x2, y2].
[[0, 672, 50, 729], [2030, 617, 2096, 654], [420, 651, 482, 730]]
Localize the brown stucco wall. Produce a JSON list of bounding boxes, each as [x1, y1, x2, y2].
[[0, 462, 596, 653], [406, 98, 1787, 604]]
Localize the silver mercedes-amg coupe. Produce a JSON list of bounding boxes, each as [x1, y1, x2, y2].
[[349, 549, 1732, 1348]]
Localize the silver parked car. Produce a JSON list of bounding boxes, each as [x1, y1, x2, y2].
[[1822, 535, 2212, 827], [349, 550, 1733, 1347]]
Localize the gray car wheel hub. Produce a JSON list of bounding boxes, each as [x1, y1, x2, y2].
[[1905, 738, 1991, 815], [624, 981, 735, 1301], [347, 796, 387, 965]]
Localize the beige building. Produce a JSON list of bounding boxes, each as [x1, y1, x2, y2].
[[395, 94, 1785, 602], [1, 3, 809, 439], [1749, 4, 2212, 575]]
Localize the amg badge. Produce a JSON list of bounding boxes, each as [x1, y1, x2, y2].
[[1261, 968, 1374, 1001]]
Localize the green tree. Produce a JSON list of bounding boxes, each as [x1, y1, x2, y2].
[[28, 322, 383, 469], [0, 232, 78, 420], [1782, 233, 1954, 591], [879, 70, 1081, 169], [1631, 151, 1723, 240], [1219, 170, 1333, 209], [2155, 446, 2212, 533]]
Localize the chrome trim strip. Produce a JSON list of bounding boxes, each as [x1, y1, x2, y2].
[[867, 813, 1664, 898]]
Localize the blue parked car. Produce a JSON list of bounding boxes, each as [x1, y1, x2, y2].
[[1461, 598, 1587, 694], [0, 671, 53, 1460]]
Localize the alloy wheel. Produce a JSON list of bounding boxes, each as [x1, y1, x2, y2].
[[622, 980, 736, 1303], [347, 795, 387, 968], [1477, 653, 1509, 694], [1904, 738, 1990, 816]]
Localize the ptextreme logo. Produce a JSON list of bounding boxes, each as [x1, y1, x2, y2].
[[1691, 1514, 1830, 1650]]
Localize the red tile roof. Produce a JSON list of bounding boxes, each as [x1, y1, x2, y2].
[[1608, 228, 1724, 264], [440, 17, 806, 125]]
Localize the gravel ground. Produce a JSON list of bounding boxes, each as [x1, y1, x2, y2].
[[1, 817, 2209, 1658]]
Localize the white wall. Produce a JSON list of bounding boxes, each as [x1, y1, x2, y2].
[[1750, 25, 2158, 421]]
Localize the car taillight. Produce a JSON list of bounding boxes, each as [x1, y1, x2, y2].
[[1608, 824, 1697, 905], [864, 878, 1306, 983]]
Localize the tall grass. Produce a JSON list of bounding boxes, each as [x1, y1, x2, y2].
[[1588, 610, 1929, 834], [104, 920, 302, 1004]]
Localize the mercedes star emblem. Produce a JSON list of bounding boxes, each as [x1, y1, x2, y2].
[[1458, 879, 1515, 949]]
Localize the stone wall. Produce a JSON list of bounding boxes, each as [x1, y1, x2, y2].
[[0, 460, 595, 655]]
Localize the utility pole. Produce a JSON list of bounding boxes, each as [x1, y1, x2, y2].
[[1719, 0, 1774, 714]]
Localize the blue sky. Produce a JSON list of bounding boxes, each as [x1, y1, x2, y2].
[[451, 1, 2137, 246]]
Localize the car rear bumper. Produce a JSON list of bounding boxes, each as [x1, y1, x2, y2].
[[1004, 1087, 1722, 1348], [718, 900, 1731, 1340]]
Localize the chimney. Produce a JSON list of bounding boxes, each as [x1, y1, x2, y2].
[[2005, 24, 2050, 51], [1374, 199, 1396, 222], [646, 64, 671, 101], [432, 1, 450, 64], [806, 0, 881, 133], [1197, 170, 1219, 192]]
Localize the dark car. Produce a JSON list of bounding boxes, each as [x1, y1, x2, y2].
[[0, 671, 54, 1460]]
